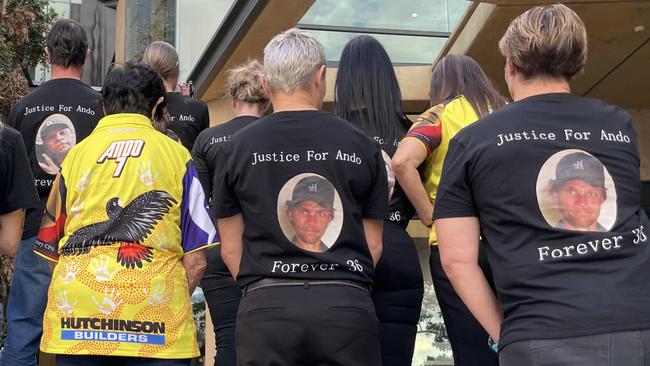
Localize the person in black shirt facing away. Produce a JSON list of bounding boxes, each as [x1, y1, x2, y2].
[[0, 122, 39, 343], [335, 35, 423, 366], [434, 4, 650, 365], [193, 59, 268, 366], [143, 41, 210, 150], [0, 123, 39, 256], [1, 19, 103, 366], [213, 28, 387, 366]]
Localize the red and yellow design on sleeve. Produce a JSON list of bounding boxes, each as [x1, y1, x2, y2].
[[403, 104, 444, 155], [34, 174, 67, 262]]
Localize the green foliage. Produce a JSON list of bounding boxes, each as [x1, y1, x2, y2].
[[0, 24, 12, 75], [0, 0, 56, 119], [3, 0, 56, 69]]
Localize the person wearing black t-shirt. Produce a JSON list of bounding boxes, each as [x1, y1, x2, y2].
[[213, 28, 387, 366], [143, 41, 210, 150], [335, 35, 423, 366], [0, 124, 39, 256], [0, 123, 39, 347], [193, 60, 269, 366], [1, 19, 103, 366], [435, 4, 650, 365]]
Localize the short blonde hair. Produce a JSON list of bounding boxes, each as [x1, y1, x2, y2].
[[498, 3, 587, 80], [226, 60, 268, 104], [142, 41, 179, 83], [263, 28, 325, 94]]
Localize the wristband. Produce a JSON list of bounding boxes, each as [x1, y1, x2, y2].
[[488, 336, 499, 353]]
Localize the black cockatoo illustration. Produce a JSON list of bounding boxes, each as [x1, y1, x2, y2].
[[61, 190, 177, 269]]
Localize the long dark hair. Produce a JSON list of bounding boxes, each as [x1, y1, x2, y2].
[[335, 35, 410, 155], [429, 55, 507, 117]]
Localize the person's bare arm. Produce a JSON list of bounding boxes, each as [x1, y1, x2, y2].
[[0, 209, 25, 256], [362, 218, 383, 266], [183, 250, 207, 295], [436, 216, 502, 340], [218, 213, 244, 279], [393, 138, 434, 227]]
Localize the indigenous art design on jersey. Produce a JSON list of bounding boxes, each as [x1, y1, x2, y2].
[[32, 113, 218, 359], [60, 190, 176, 269]]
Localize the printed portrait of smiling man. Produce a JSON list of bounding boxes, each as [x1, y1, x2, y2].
[[286, 176, 336, 252], [551, 152, 608, 232]]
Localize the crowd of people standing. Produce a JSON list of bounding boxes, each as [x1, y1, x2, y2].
[[1, 3, 650, 366]]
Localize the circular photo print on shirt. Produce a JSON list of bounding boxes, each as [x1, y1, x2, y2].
[[536, 149, 617, 232], [277, 173, 344, 253], [35, 114, 77, 174]]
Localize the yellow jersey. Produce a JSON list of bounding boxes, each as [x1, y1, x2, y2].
[[34, 113, 218, 358], [403, 96, 480, 245]]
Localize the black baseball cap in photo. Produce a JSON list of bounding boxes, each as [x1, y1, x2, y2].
[[288, 176, 335, 209], [40, 120, 70, 141], [553, 152, 605, 189]]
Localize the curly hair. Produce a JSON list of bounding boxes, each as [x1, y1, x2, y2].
[[226, 59, 268, 104]]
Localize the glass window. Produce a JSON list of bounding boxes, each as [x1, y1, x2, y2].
[[301, 0, 469, 33], [308, 30, 447, 65], [125, 0, 176, 61], [414, 239, 453, 365], [176, 0, 235, 82], [32, 0, 116, 87], [49, 0, 70, 18], [299, 0, 471, 64]]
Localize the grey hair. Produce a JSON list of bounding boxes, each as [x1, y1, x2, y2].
[[263, 28, 325, 94]]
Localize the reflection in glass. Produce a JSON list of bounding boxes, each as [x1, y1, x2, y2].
[[308, 31, 447, 64], [300, 0, 471, 64], [301, 0, 470, 33], [126, 0, 176, 62], [33, 0, 116, 87]]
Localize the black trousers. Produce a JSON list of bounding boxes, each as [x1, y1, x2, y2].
[[201, 274, 240, 366], [372, 222, 424, 366], [236, 283, 381, 366], [430, 245, 499, 366], [201, 246, 240, 366]]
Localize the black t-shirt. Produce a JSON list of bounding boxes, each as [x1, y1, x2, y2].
[[192, 115, 258, 278], [213, 110, 388, 286], [347, 109, 415, 225], [192, 115, 258, 202], [7, 78, 103, 238], [433, 93, 650, 348], [0, 126, 39, 215], [166, 92, 210, 151]]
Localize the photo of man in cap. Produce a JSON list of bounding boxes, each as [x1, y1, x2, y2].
[[37, 115, 76, 174], [286, 176, 336, 252], [550, 151, 608, 231]]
